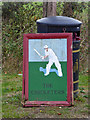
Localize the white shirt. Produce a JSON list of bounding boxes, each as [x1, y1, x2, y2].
[[45, 48, 58, 61]]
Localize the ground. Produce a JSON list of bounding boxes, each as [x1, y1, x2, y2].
[[2, 73, 89, 118]]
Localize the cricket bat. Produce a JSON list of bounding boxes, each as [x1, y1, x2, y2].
[[33, 48, 42, 57]]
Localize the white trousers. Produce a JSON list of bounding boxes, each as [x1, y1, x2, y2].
[[46, 59, 63, 76]]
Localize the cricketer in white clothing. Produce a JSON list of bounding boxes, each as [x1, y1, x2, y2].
[[41, 45, 63, 77]]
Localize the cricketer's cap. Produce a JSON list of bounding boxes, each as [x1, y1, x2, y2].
[[44, 45, 48, 49]]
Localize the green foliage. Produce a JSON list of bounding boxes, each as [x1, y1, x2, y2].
[[74, 95, 86, 102], [2, 2, 43, 73], [80, 90, 85, 93], [79, 87, 85, 90], [83, 95, 88, 98], [56, 2, 64, 15], [72, 2, 88, 73], [2, 2, 25, 19], [2, 2, 88, 73]]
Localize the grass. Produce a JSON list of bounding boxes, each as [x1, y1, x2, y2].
[[2, 74, 22, 96], [2, 72, 88, 118], [79, 73, 88, 87], [0, 72, 2, 119]]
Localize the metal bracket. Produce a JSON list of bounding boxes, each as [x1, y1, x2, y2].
[[63, 28, 66, 33]]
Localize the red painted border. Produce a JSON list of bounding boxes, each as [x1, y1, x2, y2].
[[22, 35, 29, 100], [23, 33, 73, 106], [25, 37, 29, 100], [22, 35, 25, 99], [67, 34, 73, 104], [25, 101, 70, 107]]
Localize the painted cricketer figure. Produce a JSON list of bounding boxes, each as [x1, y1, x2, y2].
[[41, 45, 63, 77]]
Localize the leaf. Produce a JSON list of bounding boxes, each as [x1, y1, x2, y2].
[[80, 90, 85, 93], [83, 95, 88, 98]]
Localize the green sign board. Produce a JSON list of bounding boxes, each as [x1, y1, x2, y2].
[[22, 33, 73, 106]]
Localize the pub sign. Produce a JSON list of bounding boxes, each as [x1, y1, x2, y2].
[[22, 33, 73, 106]]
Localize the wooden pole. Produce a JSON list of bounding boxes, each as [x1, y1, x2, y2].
[[43, 0, 56, 17]]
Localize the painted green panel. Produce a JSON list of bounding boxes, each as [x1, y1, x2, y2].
[[28, 62, 67, 101]]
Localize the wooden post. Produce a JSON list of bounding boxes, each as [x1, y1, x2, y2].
[[43, 0, 56, 17]]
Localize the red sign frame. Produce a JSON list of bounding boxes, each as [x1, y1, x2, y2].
[[22, 33, 73, 107]]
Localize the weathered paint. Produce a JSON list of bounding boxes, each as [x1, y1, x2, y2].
[[29, 62, 67, 101], [28, 38, 67, 101], [29, 39, 67, 62], [22, 33, 73, 106]]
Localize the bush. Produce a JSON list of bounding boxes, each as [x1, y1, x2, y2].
[[2, 2, 88, 73], [2, 2, 43, 73]]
